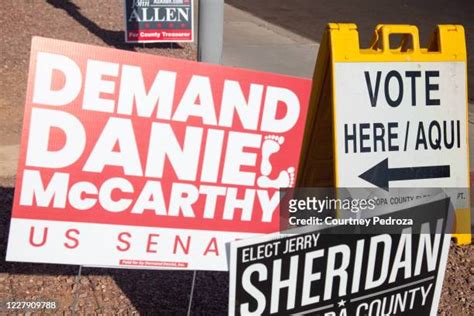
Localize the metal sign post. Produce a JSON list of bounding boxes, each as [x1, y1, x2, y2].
[[187, 2, 225, 312], [197, 0, 224, 63], [71, 265, 83, 315], [187, 270, 197, 316]]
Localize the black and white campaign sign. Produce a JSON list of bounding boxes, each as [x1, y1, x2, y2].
[[229, 197, 452, 315], [334, 62, 468, 189]]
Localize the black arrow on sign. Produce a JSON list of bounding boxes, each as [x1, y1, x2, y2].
[[359, 158, 450, 191]]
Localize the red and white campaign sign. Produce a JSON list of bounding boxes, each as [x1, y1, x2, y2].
[[6, 37, 311, 271]]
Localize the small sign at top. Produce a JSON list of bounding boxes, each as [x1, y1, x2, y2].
[[124, 0, 194, 43]]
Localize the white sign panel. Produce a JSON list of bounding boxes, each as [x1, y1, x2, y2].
[[334, 62, 468, 189]]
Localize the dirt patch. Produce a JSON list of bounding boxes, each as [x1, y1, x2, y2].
[[439, 242, 474, 315], [0, 186, 472, 314], [0, 0, 196, 147]]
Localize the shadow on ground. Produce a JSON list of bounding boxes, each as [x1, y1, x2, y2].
[[46, 0, 183, 50], [0, 187, 227, 314], [227, 0, 474, 99]]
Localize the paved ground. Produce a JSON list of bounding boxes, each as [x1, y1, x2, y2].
[[227, 0, 474, 100], [223, 5, 318, 77], [222, 2, 474, 229]]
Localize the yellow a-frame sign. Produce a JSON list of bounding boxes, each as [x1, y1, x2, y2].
[[298, 24, 471, 244]]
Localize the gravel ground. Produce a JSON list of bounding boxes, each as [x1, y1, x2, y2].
[[0, 0, 196, 147], [0, 0, 473, 315], [438, 243, 474, 315], [0, 187, 472, 314]]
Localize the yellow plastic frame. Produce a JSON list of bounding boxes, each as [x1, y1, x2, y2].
[[306, 24, 471, 245]]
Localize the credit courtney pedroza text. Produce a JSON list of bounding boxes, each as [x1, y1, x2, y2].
[[287, 196, 415, 227]]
